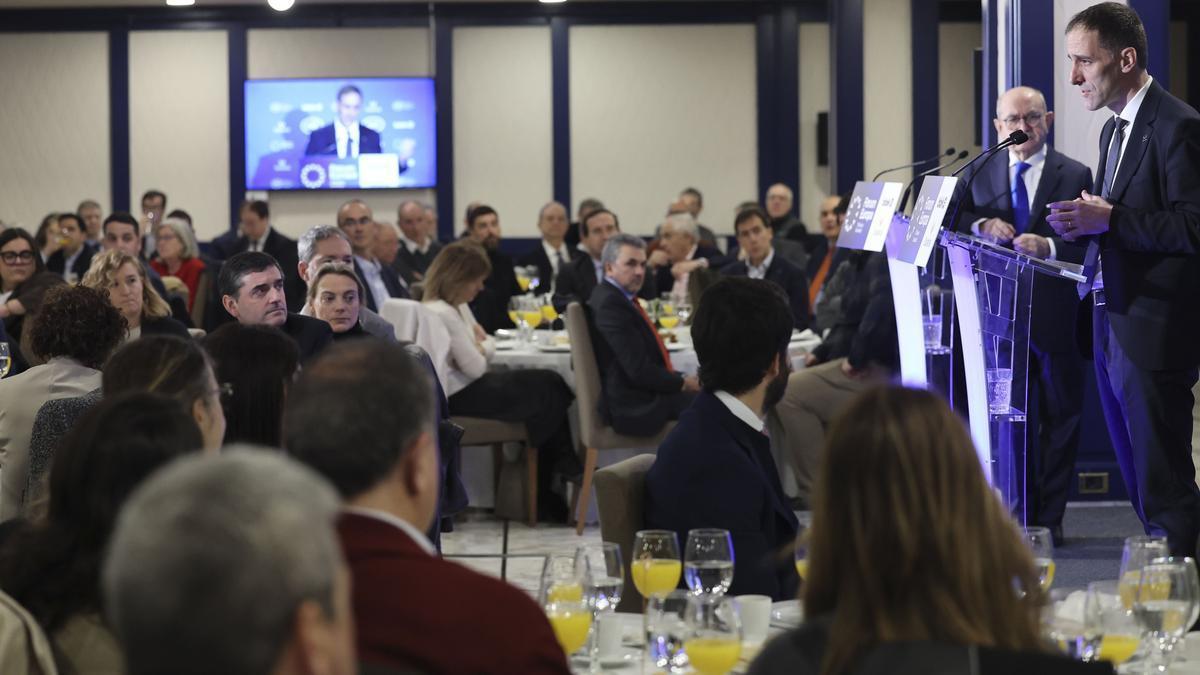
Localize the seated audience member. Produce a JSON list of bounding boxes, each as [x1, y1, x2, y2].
[[284, 340, 571, 674], [138, 189, 167, 255], [211, 200, 304, 311], [421, 203, 440, 243], [101, 212, 170, 300], [26, 335, 226, 508], [648, 212, 726, 304], [102, 450, 356, 675], [82, 249, 190, 342], [45, 212, 93, 283], [337, 199, 409, 312], [396, 199, 442, 282], [676, 187, 717, 244], [372, 220, 412, 284], [765, 182, 805, 237], [0, 393, 205, 675], [77, 200, 104, 246], [770, 250, 896, 505], [307, 262, 386, 342], [645, 277, 799, 599], [590, 234, 700, 436], [150, 217, 207, 313], [805, 194, 850, 318], [565, 197, 605, 250], [0, 228, 66, 363], [297, 225, 396, 342], [0, 285, 125, 521], [463, 204, 522, 333], [33, 213, 62, 262], [219, 251, 332, 362], [553, 209, 657, 310], [204, 322, 299, 448], [517, 201, 573, 293], [722, 206, 810, 331], [423, 241, 578, 520], [748, 387, 1105, 675]]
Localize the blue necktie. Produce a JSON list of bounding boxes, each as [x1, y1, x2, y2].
[[1012, 161, 1031, 234]]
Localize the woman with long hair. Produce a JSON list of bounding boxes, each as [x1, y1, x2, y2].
[[82, 249, 189, 342], [748, 386, 1084, 675]]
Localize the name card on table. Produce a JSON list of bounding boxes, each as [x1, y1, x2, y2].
[[889, 176, 959, 267], [837, 181, 904, 252]]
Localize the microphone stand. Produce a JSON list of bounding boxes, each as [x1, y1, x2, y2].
[[900, 150, 970, 215], [944, 131, 1029, 234], [871, 147, 957, 182]]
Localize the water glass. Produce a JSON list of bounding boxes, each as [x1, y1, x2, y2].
[[1132, 559, 1200, 671], [923, 315, 943, 352], [1024, 526, 1055, 591], [684, 529, 734, 596], [1083, 580, 1141, 665], [684, 594, 742, 675], [794, 512, 811, 584], [987, 367, 1013, 414], [631, 530, 681, 599], [1119, 536, 1170, 609], [645, 590, 691, 673], [575, 543, 624, 672], [0, 342, 10, 379]]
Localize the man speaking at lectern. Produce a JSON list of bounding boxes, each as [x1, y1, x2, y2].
[[305, 84, 382, 158], [955, 85, 1093, 545], [1048, 3, 1200, 555]]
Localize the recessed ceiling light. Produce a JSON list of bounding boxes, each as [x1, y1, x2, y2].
[[165, 0, 195, 6], [268, 0, 295, 10], [539, 0, 568, 4]]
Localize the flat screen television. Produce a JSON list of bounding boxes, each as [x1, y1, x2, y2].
[[244, 77, 436, 191]]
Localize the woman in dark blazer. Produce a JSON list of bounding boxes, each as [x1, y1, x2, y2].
[[81, 249, 190, 342], [0, 228, 65, 367]]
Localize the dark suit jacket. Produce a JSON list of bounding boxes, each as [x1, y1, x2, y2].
[[281, 312, 333, 363], [353, 258, 409, 313], [1090, 81, 1200, 370], [810, 251, 898, 371], [721, 253, 811, 331], [394, 240, 442, 282], [469, 247, 522, 334], [45, 246, 94, 281], [552, 254, 657, 311], [140, 315, 191, 339], [338, 513, 571, 675], [588, 281, 683, 436], [516, 241, 572, 294], [209, 228, 306, 312], [304, 124, 382, 156], [645, 391, 799, 600], [653, 244, 729, 297], [954, 145, 1094, 353]]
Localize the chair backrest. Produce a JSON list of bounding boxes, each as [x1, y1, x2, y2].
[[566, 302, 604, 448], [593, 453, 655, 613], [379, 299, 451, 393], [190, 268, 210, 328]]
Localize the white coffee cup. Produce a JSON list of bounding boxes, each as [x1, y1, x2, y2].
[[594, 612, 623, 659], [736, 594, 773, 645]]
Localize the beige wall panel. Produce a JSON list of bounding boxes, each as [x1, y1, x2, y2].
[[570, 24, 757, 237], [453, 26, 553, 240], [129, 30, 229, 240], [0, 32, 109, 232], [798, 22, 832, 227], [1169, 22, 1188, 102], [864, 0, 913, 184], [939, 23, 983, 157]]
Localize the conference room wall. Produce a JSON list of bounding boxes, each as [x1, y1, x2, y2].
[[129, 31, 228, 242], [246, 27, 434, 239], [798, 22, 832, 226], [1054, 0, 1115, 176], [939, 22, 984, 158], [1169, 21, 1187, 102], [863, 0, 914, 186], [0, 32, 110, 234], [453, 26, 553, 240], [569, 24, 758, 237]]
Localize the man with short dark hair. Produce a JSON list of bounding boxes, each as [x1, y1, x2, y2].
[[589, 234, 699, 436], [140, 190, 166, 256], [305, 84, 382, 158], [553, 209, 656, 310], [1046, 2, 1200, 554], [804, 194, 850, 318], [464, 204, 521, 333], [337, 200, 409, 313], [219, 251, 332, 362], [565, 197, 605, 250], [722, 206, 810, 330], [644, 277, 799, 599], [45, 212, 94, 283], [283, 341, 570, 675], [101, 212, 170, 299]]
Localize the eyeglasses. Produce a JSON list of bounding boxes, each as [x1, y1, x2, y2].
[[0, 251, 35, 264], [1001, 112, 1044, 127], [211, 382, 234, 400]]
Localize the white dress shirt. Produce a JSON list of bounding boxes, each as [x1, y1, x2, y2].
[[399, 231, 431, 256], [713, 390, 765, 432], [746, 248, 775, 280], [591, 257, 604, 283], [246, 226, 271, 253], [1096, 75, 1154, 290], [542, 240, 572, 278], [342, 506, 436, 555], [334, 119, 362, 159], [355, 255, 393, 307]]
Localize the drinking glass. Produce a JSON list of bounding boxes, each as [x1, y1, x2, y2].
[[685, 529, 734, 596], [987, 367, 1014, 414], [540, 555, 593, 658], [0, 342, 10, 379], [540, 293, 559, 325], [521, 295, 544, 331], [676, 300, 693, 326], [575, 543, 624, 672], [1119, 536, 1170, 609], [1083, 580, 1141, 665], [658, 300, 680, 330], [516, 266, 532, 293], [508, 296, 530, 343], [1025, 526, 1055, 591], [631, 530, 682, 599], [794, 512, 811, 584], [645, 590, 690, 673], [684, 594, 743, 675], [1132, 559, 1200, 672]]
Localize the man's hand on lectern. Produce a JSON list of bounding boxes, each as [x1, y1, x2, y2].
[[1013, 234, 1050, 259], [979, 218, 1016, 243]]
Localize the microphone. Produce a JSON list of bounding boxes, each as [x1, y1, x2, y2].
[[900, 150, 970, 213], [870, 147, 957, 182], [945, 130, 1030, 233]]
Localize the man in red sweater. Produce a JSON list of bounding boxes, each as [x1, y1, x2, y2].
[[283, 340, 570, 674]]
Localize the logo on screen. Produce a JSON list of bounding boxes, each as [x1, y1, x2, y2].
[[300, 163, 327, 189]]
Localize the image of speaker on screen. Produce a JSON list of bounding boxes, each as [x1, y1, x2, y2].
[[304, 84, 383, 158]]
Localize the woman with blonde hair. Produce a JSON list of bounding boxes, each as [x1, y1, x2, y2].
[[749, 386, 1110, 675], [423, 240, 578, 521], [150, 216, 207, 313], [82, 249, 189, 341]]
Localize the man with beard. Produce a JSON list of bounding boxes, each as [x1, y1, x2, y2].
[[643, 277, 798, 600], [464, 204, 522, 333]]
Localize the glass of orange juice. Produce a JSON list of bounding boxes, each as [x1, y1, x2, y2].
[[631, 530, 681, 599], [794, 512, 811, 583], [1082, 580, 1140, 665], [540, 555, 593, 657], [684, 595, 742, 675]]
